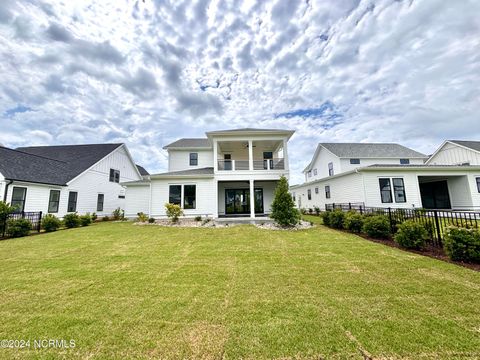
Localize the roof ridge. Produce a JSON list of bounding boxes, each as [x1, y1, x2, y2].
[[0, 146, 68, 164], [18, 142, 123, 149]]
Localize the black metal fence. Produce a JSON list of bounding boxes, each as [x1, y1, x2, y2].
[[0, 211, 43, 238], [325, 203, 480, 247]]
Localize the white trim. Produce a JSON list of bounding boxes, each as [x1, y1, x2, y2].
[[425, 140, 480, 164]]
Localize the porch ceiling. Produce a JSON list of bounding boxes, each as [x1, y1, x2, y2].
[[218, 140, 282, 152]]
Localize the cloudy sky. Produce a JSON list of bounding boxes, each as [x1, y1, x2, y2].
[[1, 0, 479, 184]]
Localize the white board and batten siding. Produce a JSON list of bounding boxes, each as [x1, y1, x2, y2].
[[428, 142, 480, 165]]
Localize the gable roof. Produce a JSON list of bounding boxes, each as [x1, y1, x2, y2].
[[163, 138, 211, 149], [303, 142, 427, 172], [448, 140, 480, 153], [136, 164, 149, 176], [206, 128, 295, 138], [0, 143, 126, 186]]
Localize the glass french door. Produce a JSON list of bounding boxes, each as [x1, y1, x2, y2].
[[225, 189, 264, 214]]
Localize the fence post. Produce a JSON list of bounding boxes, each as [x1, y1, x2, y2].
[[359, 205, 363, 215], [433, 210, 442, 246], [348, 202, 352, 210], [38, 211, 42, 232], [388, 207, 394, 233]]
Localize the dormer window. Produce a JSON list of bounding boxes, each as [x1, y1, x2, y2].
[[400, 159, 410, 165], [328, 162, 334, 176], [189, 153, 198, 166], [350, 159, 360, 164]]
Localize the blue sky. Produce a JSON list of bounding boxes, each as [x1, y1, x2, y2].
[[0, 0, 479, 184]]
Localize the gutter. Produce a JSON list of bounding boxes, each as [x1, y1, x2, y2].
[[3, 179, 13, 202]]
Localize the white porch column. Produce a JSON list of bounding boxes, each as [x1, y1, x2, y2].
[[283, 139, 289, 174], [248, 140, 253, 171], [213, 139, 218, 172], [249, 179, 255, 218], [213, 179, 219, 219]]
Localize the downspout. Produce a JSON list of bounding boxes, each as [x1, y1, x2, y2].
[[3, 179, 13, 203], [148, 176, 152, 217]]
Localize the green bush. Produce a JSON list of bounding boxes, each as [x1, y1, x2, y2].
[[63, 213, 81, 228], [343, 211, 364, 233], [136, 212, 148, 222], [394, 220, 428, 249], [6, 218, 32, 237], [329, 209, 345, 229], [443, 227, 480, 263], [270, 176, 300, 227], [299, 208, 307, 215], [0, 201, 15, 235], [80, 214, 92, 226], [194, 215, 202, 222], [165, 203, 183, 223], [91, 212, 98, 222], [148, 217, 155, 223], [320, 211, 332, 226], [362, 215, 390, 238], [41, 214, 61, 232], [308, 208, 313, 214], [314, 206, 321, 216], [102, 216, 110, 221], [112, 207, 123, 221]]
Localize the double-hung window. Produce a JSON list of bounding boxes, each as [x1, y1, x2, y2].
[[11, 187, 27, 212], [67, 191, 78, 212], [400, 159, 410, 165], [392, 178, 406, 203], [189, 153, 198, 166], [97, 194, 104, 212], [379, 178, 393, 203], [325, 186, 331, 199], [315, 187, 319, 194], [48, 190, 60, 213], [307, 189, 312, 200], [109, 169, 120, 183], [328, 162, 334, 176], [184, 185, 196, 209], [477, 177, 480, 193]]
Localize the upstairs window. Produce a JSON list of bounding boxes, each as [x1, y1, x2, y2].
[[97, 194, 104, 212], [400, 159, 410, 165], [393, 178, 406, 203], [308, 170, 312, 178], [325, 186, 331, 199], [350, 159, 360, 164], [189, 153, 198, 166], [313, 168, 317, 176], [307, 189, 312, 200], [379, 178, 393, 203], [109, 169, 120, 183], [11, 187, 27, 212], [67, 191, 78, 212], [48, 190, 60, 213], [476, 177, 480, 193], [169, 185, 181, 205], [184, 185, 196, 209], [328, 162, 334, 176]]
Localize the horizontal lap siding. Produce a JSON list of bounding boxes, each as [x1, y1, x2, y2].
[[150, 178, 215, 218], [124, 186, 150, 217], [168, 150, 213, 171]]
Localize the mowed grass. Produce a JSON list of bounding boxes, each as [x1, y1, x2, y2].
[[0, 220, 479, 359]]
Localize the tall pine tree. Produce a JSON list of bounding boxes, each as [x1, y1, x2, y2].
[[270, 176, 300, 227]]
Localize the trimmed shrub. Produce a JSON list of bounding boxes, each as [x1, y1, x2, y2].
[[80, 214, 92, 226], [63, 213, 81, 228], [6, 218, 32, 237], [343, 211, 364, 233], [329, 209, 345, 229], [320, 211, 332, 226], [270, 176, 300, 227], [136, 212, 148, 222], [112, 207, 123, 221], [308, 208, 313, 214], [165, 203, 183, 223], [148, 217, 155, 223], [443, 227, 480, 263], [194, 216, 202, 222], [362, 215, 390, 238], [314, 206, 321, 216], [41, 214, 61, 232], [394, 220, 428, 249], [91, 212, 98, 222]]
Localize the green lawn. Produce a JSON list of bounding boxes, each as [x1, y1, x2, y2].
[[0, 220, 479, 359]]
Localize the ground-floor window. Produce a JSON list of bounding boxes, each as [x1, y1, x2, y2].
[[48, 190, 60, 213], [11, 187, 27, 212], [67, 191, 78, 212], [379, 178, 393, 203], [393, 178, 406, 203], [307, 189, 312, 200], [477, 177, 480, 193], [325, 185, 331, 199], [169, 185, 182, 205], [292, 192, 296, 201], [315, 187, 319, 194], [97, 194, 104, 212], [184, 185, 196, 209]]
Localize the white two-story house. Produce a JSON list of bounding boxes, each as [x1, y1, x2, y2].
[[290, 142, 480, 211], [0, 144, 146, 217], [123, 128, 295, 219]]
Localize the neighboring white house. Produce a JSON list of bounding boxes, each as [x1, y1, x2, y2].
[[0, 144, 146, 217], [290, 142, 480, 211], [426, 140, 480, 166], [122, 128, 294, 219]]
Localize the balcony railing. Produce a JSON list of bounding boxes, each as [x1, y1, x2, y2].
[[217, 158, 285, 171]]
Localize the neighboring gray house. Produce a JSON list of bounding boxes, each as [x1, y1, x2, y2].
[[291, 142, 480, 211], [0, 144, 146, 216]]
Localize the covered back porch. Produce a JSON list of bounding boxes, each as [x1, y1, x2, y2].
[[217, 180, 278, 218], [418, 175, 473, 210]]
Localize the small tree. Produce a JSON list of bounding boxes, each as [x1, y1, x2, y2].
[[165, 203, 183, 223], [270, 176, 300, 227], [0, 201, 15, 235]]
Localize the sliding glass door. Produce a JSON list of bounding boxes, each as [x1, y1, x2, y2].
[[225, 189, 263, 215]]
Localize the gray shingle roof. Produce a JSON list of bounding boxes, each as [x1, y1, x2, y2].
[[449, 140, 480, 152], [151, 167, 214, 177], [136, 164, 149, 175], [207, 128, 289, 133], [163, 138, 211, 149], [366, 164, 477, 168], [320, 143, 427, 158], [0, 143, 124, 185]]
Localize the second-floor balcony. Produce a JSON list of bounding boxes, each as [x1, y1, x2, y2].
[[218, 158, 285, 171]]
